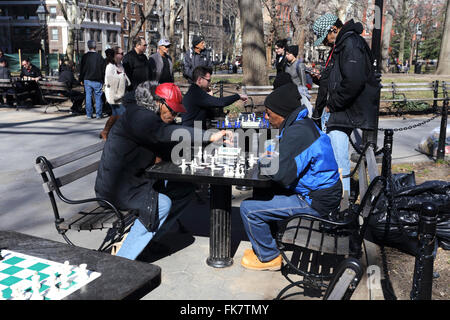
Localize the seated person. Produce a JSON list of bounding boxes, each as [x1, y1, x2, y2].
[[239, 82, 342, 271], [0, 60, 11, 104], [20, 58, 42, 81], [181, 66, 248, 129], [95, 81, 232, 260], [58, 60, 84, 114], [18, 58, 44, 104]]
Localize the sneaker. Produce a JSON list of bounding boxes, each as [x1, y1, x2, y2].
[[241, 249, 282, 271]]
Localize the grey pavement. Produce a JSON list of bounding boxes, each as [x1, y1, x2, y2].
[[0, 104, 445, 300]]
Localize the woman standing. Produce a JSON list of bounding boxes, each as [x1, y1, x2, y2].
[[100, 47, 130, 140], [274, 39, 288, 75]]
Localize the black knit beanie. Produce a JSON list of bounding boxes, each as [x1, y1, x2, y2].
[[192, 35, 204, 48], [264, 83, 302, 118]]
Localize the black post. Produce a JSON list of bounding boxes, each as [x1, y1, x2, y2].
[[432, 80, 439, 113], [207, 184, 233, 268], [437, 82, 448, 162], [381, 129, 393, 179], [410, 203, 438, 300], [364, 0, 384, 150], [219, 81, 224, 98]]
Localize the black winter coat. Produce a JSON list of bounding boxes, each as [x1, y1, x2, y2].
[[95, 93, 212, 232], [313, 20, 381, 130], [123, 50, 151, 91]]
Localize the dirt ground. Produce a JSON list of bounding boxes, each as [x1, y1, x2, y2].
[[383, 161, 450, 300]]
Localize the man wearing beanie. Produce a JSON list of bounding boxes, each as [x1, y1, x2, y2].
[[239, 83, 342, 271], [183, 35, 213, 82], [284, 45, 314, 116]]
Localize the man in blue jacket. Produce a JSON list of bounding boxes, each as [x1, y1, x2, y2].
[[239, 82, 342, 271]]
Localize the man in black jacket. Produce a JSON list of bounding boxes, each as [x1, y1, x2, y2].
[[58, 60, 84, 114], [181, 66, 248, 129], [123, 37, 151, 91], [95, 81, 232, 260], [311, 14, 380, 194], [183, 35, 213, 83], [79, 40, 106, 119]]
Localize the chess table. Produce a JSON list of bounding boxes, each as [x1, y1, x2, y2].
[[145, 160, 272, 268], [0, 231, 161, 300]]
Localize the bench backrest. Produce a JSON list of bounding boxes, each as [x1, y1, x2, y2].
[[38, 80, 68, 92], [35, 141, 105, 194]]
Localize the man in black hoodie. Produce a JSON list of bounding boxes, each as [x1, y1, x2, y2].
[[311, 14, 380, 194], [123, 37, 151, 91]]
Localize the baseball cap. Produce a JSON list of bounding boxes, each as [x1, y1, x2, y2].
[[155, 83, 186, 113], [158, 38, 171, 47], [312, 13, 338, 46]]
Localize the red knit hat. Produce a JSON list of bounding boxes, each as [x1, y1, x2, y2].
[[155, 83, 186, 113]]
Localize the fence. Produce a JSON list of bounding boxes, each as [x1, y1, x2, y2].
[[3, 51, 80, 75]]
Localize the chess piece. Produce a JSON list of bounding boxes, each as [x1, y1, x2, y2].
[[11, 285, 25, 300], [180, 159, 187, 173], [46, 273, 59, 297], [30, 271, 43, 300], [77, 263, 90, 282], [59, 261, 72, 288]]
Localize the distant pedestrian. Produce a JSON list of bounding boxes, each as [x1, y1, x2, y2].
[[0, 49, 7, 67], [79, 40, 106, 119], [149, 38, 174, 84], [123, 37, 151, 91], [100, 46, 130, 140], [274, 39, 288, 75], [0, 59, 10, 105], [183, 35, 213, 83], [58, 60, 84, 114]]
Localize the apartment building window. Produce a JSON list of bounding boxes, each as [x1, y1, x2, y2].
[[96, 30, 101, 42], [49, 6, 57, 19], [106, 12, 110, 23], [89, 29, 95, 40], [131, 3, 135, 15], [96, 11, 100, 22], [89, 10, 93, 21], [112, 13, 116, 23], [51, 28, 59, 40]]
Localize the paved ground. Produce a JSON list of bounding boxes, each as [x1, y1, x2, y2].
[[0, 103, 444, 300]]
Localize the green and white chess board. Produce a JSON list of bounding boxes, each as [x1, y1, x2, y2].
[[0, 249, 101, 300]]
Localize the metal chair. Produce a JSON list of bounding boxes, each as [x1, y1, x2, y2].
[[274, 176, 386, 300]]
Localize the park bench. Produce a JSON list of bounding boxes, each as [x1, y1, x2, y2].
[[274, 136, 383, 300], [38, 80, 72, 113], [35, 141, 137, 253], [0, 78, 36, 110]]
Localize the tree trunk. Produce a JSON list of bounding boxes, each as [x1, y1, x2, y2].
[[437, 0, 450, 75], [381, 0, 399, 73], [397, 0, 409, 64], [238, 0, 267, 85], [183, 0, 189, 53]]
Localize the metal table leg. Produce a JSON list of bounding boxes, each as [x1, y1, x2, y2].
[[206, 184, 233, 268]]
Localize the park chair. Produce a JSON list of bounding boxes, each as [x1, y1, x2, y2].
[[274, 175, 386, 300], [35, 141, 137, 252]]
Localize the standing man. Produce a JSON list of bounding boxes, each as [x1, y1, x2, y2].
[[183, 35, 213, 83], [239, 83, 342, 270], [123, 37, 151, 91], [79, 40, 106, 119], [149, 38, 174, 84], [274, 39, 288, 75], [181, 66, 248, 129], [311, 14, 380, 194]]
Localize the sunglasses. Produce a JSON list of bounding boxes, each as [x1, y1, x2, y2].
[[117, 52, 124, 55], [201, 77, 211, 83], [162, 100, 179, 117]]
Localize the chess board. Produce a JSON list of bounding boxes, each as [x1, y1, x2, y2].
[[0, 249, 101, 300]]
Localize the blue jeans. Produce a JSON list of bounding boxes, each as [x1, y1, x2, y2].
[[240, 194, 320, 262], [116, 193, 172, 260], [110, 103, 126, 116], [84, 80, 103, 118], [321, 111, 351, 192]]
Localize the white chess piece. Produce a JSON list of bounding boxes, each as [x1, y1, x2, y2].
[[197, 147, 202, 161], [46, 273, 59, 297], [10, 285, 25, 300], [77, 263, 90, 282], [29, 271, 42, 300], [180, 159, 187, 173], [59, 261, 72, 288]]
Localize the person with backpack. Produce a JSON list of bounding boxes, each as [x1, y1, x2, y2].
[[183, 35, 213, 83], [284, 45, 313, 117], [311, 14, 381, 194]]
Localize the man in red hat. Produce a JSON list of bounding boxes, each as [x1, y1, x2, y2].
[[95, 81, 231, 260]]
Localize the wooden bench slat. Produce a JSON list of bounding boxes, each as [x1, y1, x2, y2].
[[36, 141, 105, 173], [43, 161, 100, 193]]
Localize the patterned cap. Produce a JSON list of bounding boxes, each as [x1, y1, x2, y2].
[[312, 13, 338, 46]]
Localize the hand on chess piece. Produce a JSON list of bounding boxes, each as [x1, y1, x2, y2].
[[209, 130, 234, 146], [239, 94, 248, 103]]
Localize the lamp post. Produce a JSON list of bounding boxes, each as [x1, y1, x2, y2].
[[415, 26, 422, 74], [36, 2, 49, 75]]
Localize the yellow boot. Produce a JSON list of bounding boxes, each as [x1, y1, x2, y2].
[[241, 249, 282, 271]]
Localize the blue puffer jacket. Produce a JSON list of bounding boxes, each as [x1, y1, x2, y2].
[[267, 106, 343, 216]]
